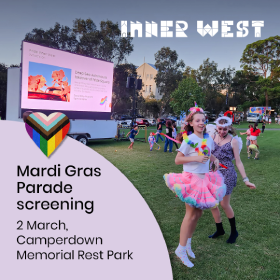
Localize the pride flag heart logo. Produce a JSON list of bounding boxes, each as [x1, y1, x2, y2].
[[25, 112, 70, 157]]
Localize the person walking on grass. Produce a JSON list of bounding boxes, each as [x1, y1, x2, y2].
[[148, 132, 156, 151], [164, 104, 226, 267], [240, 124, 252, 155], [126, 125, 139, 149], [156, 118, 164, 143], [261, 119, 266, 133], [164, 120, 174, 153], [172, 122, 179, 150], [208, 116, 256, 244]]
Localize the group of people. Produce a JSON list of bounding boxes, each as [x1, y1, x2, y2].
[[127, 119, 179, 152], [262, 114, 280, 124], [162, 104, 256, 268]]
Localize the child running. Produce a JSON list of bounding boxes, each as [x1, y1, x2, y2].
[[126, 125, 139, 149], [163, 104, 226, 267], [148, 132, 156, 151]]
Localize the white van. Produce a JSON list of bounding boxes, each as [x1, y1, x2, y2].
[[247, 113, 260, 123]]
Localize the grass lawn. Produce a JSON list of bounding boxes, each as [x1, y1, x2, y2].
[[89, 130, 280, 280]]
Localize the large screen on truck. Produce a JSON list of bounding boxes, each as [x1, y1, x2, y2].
[[21, 41, 114, 119]]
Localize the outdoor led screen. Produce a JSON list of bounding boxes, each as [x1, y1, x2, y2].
[[21, 41, 114, 119]]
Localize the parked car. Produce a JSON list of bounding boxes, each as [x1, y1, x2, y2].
[[136, 118, 149, 126], [247, 113, 260, 123], [165, 116, 178, 122], [148, 119, 156, 126], [119, 115, 132, 120], [208, 114, 217, 121]]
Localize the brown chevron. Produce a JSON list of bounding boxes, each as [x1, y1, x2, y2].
[[26, 116, 69, 140]]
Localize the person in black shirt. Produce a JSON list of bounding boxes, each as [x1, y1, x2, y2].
[[156, 118, 164, 143], [164, 120, 173, 152], [262, 120, 266, 133]]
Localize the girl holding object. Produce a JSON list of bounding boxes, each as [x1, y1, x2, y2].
[[163, 104, 226, 267], [250, 123, 261, 146], [208, 117, 256, 244]]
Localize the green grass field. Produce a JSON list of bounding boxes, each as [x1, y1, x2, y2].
[[89, 129, 280, 280]]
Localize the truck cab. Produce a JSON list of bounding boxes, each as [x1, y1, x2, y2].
[[247, 113, 260, 123]]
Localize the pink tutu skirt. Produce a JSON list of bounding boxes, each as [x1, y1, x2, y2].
[[163, 171, 226, 209]]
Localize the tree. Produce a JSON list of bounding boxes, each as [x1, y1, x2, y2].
[[240, 36, 280, 107], [154, 47, 185, 115], [73, 19, 133, 65], [24, 19, 134, 65], [24, 23, 78, 52], [111, 63, 137, 115], [138, 98, 161, 118], [230, 70, 261, 111], [183, 66, 197, 80], [195, 58, 222, 112], [170, 77, 205, 116]]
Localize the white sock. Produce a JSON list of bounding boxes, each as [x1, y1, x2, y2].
[[175, 244, 194, 267], [186, 238, 196, 259]]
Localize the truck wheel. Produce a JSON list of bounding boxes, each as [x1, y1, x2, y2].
[[76, 135, 88, 145]]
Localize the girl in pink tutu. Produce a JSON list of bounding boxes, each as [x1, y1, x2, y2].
[[164, 104, 227, 267]]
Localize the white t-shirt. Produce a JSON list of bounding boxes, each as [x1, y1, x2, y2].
[[178, 133, 214, 173], [172, 128, 177, 138]]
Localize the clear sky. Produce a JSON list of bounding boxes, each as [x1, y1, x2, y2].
[[1, 0, 279, 71]]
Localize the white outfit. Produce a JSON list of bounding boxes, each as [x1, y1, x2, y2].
[[178, 133, 214, 173]]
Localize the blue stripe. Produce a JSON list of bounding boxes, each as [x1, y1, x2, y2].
[[33, 129, 40, 148]]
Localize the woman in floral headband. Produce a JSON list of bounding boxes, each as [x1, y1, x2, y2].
[[208, 116, 256, 244], [163, 104, 227, 267]]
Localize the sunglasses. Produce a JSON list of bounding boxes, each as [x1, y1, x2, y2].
[[217, 127, 228, 131]]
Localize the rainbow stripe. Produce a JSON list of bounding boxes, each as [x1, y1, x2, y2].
[[25, 112, 70, 157], [100, 96, 107, 105]]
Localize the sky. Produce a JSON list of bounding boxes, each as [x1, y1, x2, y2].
[[1, 0, 279, 71]]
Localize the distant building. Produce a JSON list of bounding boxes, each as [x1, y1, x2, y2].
[[136, 63, 162, 100]]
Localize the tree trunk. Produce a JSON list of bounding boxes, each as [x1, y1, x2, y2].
[[266, 91, 269, 107]]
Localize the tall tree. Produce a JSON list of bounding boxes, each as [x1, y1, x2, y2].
[[183, 66, 197, 80], [112, 63, 137, 115], [240, 36, 280, 107], [24, 19, 134, 65], [195, 58, 221, 112], [73, 19, 133, 65], [154, 47, 185, 115], [24, 23, 78, 52], [170, 77, 205, 116]]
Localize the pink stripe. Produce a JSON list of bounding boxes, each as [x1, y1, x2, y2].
[[152, 132, 181, 143], [33, 112, 62, 126]]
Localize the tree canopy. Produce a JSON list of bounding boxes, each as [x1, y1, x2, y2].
[[24, 19, 133, 65], [154, 47, 185, 115], [240, 36, 280, 106], [170, 77, 205, 116]]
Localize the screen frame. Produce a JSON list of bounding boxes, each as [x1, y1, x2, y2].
[[20, 41, 114, 120]]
